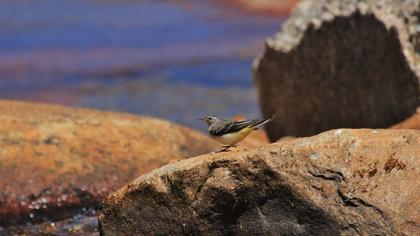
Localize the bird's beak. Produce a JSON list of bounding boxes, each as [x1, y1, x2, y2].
[[198, 117, 205, 121]]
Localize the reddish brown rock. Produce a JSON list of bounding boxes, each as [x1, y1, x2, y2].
[[391, 110, 420, 130], [0, 100, 219, 226], [99, 129, 420, 235], [254, 0, 420, 141]]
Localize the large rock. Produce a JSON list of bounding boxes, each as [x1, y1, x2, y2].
[[99, 129, 420, 235], [254, 0, 420, 141], [0, 100, 219, 226]]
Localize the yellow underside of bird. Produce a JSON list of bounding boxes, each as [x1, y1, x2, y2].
[[210, 126, 254, 146]]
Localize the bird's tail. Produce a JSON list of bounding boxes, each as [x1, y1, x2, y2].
[[251, 115, 275, 128]]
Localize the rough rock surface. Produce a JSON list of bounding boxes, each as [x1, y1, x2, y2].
[[0, 100, 219, 226], [99, 129, 420, 235], [254, 0, 420, 141]]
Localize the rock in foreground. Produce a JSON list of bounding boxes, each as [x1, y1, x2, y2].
[[254, 0, 420, 141], [99, 129, 420, 235], [0, 100, 218, 226]]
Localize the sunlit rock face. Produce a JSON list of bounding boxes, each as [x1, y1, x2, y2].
[[0, 100, 219, 226], [99, 129, 420, 235], [254, 0, 420, 141]]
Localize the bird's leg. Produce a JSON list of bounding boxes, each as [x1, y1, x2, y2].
[[218, 144, 238, 152], [218, 145, 231, 152]]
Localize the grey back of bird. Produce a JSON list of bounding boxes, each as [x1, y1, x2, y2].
[[209, 118, 261, 136]]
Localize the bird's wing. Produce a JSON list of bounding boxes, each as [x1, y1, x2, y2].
[[209, 120, 233, 136], [230, 119, 260, 131], [210, 119, 259, 136]]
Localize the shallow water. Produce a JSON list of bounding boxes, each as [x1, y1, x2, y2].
[[1, 214, 99, 236], [0, 0, 284, 131]]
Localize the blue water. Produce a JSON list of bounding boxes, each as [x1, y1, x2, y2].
[[0, 0, 283, 130]]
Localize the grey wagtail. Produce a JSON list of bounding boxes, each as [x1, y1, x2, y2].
[[199, 115, 274, 151]]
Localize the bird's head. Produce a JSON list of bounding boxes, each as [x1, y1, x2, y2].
[[199, 116, 219, 126]]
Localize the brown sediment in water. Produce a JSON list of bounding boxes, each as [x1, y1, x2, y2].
[[215, 0, 299, 16]]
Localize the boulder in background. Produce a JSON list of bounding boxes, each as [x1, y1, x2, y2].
[[254, 0, 420, 141]]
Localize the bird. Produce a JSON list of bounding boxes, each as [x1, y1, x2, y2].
[[199, 115, 274, 151]]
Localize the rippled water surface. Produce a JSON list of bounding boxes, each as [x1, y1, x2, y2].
[[0, 0, 284, 130]]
